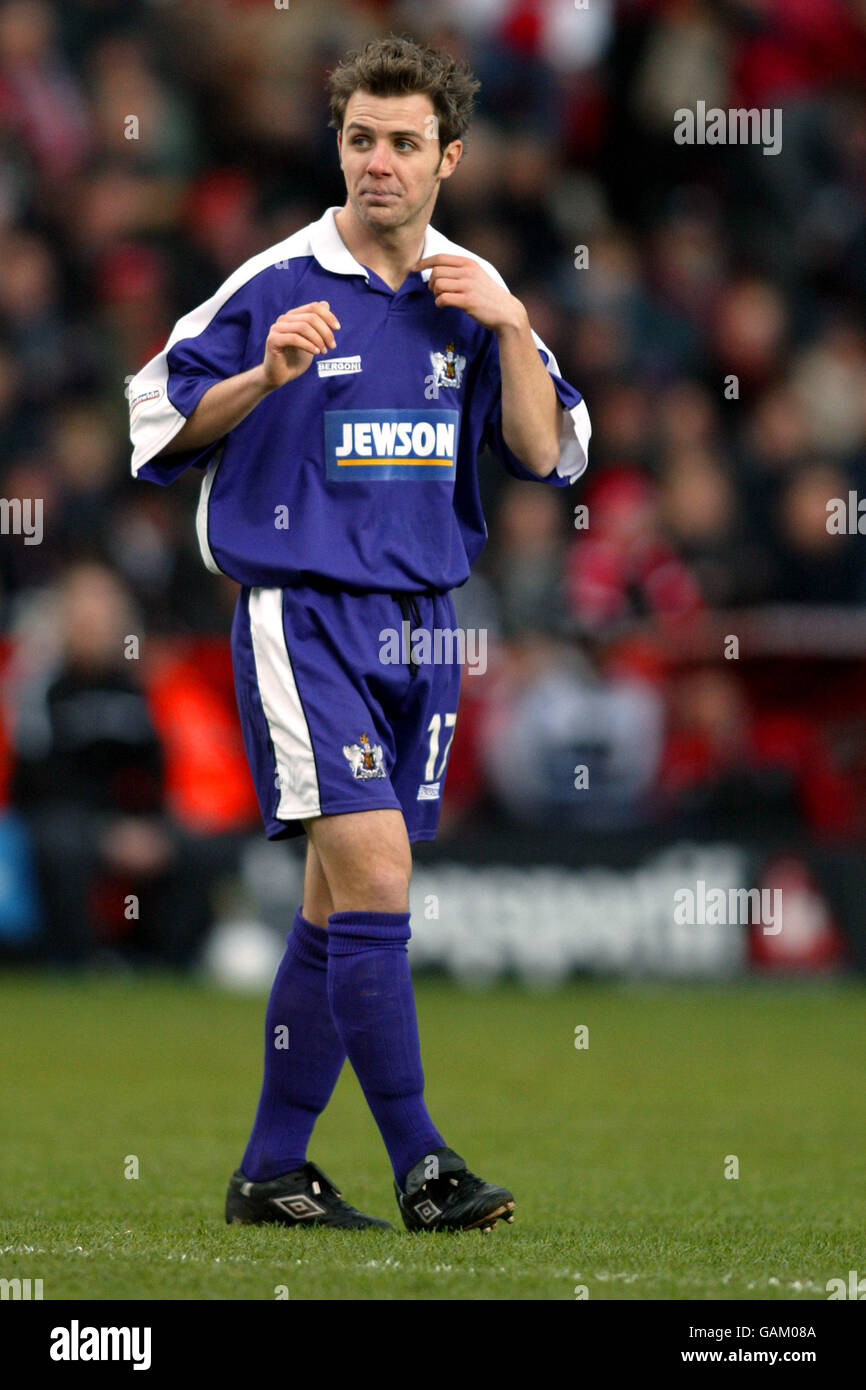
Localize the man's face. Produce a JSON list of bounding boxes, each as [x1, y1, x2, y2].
[[337, 89, 461, 232]]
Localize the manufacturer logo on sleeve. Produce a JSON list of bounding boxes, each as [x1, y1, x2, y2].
[[130, 385, 164, 413], [324, 408, 459, 481]]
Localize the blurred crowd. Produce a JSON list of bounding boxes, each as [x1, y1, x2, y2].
[[1, 0, 864, 964]]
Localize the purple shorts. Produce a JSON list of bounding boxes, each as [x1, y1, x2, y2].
[[231, 581, 463, 842]]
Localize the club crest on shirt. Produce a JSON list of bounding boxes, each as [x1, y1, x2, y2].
[[342, 732, 386, 780], [428, 341, 466, 395]]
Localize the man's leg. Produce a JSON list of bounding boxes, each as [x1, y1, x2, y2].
[[301, 836, 336, 928], [304, 807, 446, 1189], [240, 838, 347, 1181]]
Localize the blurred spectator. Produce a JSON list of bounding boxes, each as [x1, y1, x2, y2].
[[87, 33, 200, 177], [478, 634, 664, 830], [769, 462, 866, 604], [47, 397, 123, 554], [483, 479, 569, 636], [790, 321, 866, 457], [589, 381, 654, 469], [711, 276, 788, 397], [657, 380, 719, 454], [565, 466, 704, 636], [658, 446, 769, 606], [9, 561, 217, 968], [745, 383, 811, 476], [659, 666, 856, 839], [0, 229, 68, 403], [0, 0, 90, 180]]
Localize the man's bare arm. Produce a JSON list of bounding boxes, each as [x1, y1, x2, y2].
[[414, 255, 561, 476], [495, 304, 561, 477], [157, 300, 341, 456], [160, 366, 272, 455]]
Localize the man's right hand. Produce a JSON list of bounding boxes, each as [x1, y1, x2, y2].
[[263, 300, 341, 388], [155, 301, 342, 457]]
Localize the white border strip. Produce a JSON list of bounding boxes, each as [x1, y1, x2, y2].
[[129, 223, 315, 475], [248, 588, 321, 821], [195, 446, 224, 575]]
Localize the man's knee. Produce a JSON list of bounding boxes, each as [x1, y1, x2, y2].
[[329, 863, 410, 915], [317, 849, 411, 915], [304, 810, 412, 916]]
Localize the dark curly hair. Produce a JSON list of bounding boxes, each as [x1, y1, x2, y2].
[[327, 34, 480, 154]]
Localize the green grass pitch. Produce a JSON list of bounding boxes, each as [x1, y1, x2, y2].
[[1, 972, 863, 1301]]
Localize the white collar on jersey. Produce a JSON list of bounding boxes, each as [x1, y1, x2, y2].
[[309, 206, 449, 283]]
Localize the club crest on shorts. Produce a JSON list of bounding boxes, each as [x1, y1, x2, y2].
[[342, 731, 386, 780], [429, 341, 466, 391]]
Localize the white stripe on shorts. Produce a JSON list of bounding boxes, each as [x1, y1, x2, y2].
[[195, 445, 224, 575], [247, 587, 321, 821]]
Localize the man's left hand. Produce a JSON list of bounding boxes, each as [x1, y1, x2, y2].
[[413, 255, 525, 334]]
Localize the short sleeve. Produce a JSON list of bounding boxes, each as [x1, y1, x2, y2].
[[480, 330, 591, 487], [129, 281, 253, 485]]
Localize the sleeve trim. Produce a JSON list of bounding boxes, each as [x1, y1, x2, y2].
[[129, 227, 313, 475], [555, 396, 591, 484]]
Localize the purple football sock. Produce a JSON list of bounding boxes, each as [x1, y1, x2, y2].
[[241, 907, 346, 1181], [326, 909, 446, 1188]]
